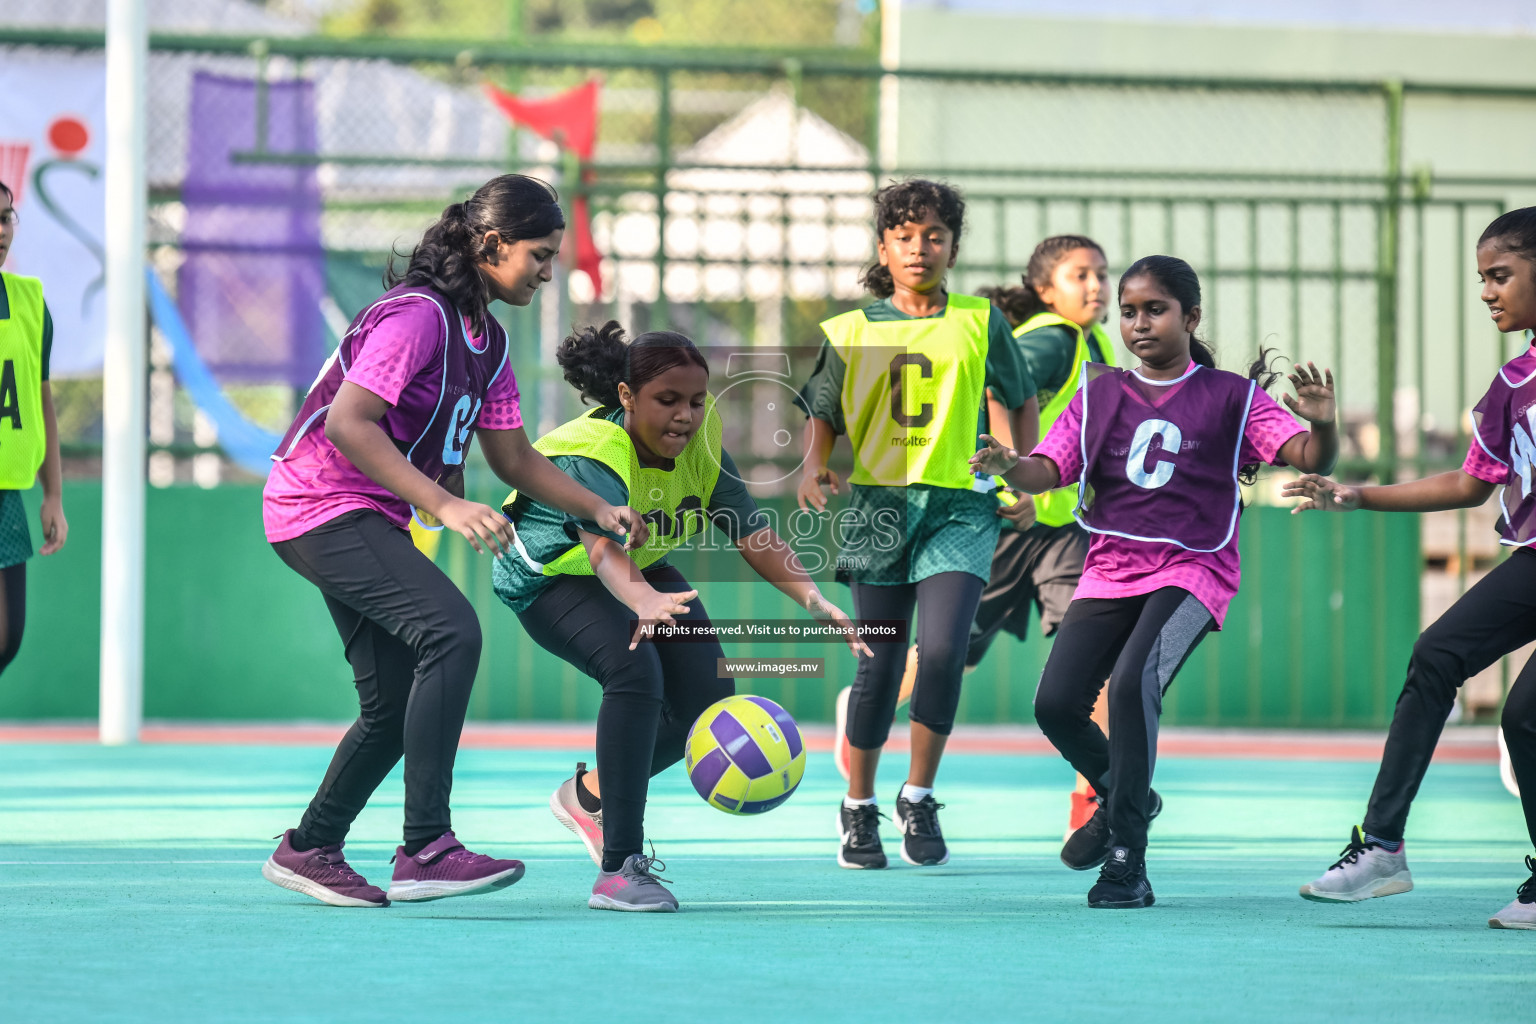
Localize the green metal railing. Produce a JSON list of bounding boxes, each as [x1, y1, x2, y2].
[[8, 24, 1529, 480]]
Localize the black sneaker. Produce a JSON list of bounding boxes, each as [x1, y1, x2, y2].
[[1088, 845, 1155, 909], [837, 803, 888, 869], [894, 793, 949, 866], [1060, 788, 1162, 871]]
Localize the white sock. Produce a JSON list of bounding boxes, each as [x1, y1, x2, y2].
[[843, 795, 876, 809], [900, 783, 933, 803]]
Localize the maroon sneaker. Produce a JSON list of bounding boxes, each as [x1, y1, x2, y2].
[[262, 829, 389, 908], [386, 831, 526, 902]]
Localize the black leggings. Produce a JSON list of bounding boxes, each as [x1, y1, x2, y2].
[[1034, 588, 1214, 850], [273, 510, 482, 848], [844, 572, 985, 749], [0, 561, 25, 676], [516, 564, 733, 868], [1364, 547, 1536, 848]]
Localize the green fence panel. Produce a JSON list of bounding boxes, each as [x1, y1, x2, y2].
[[0, 483, 355, 721]]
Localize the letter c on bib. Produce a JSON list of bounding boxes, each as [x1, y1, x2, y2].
[[1127, 418, 1181, 489], [442, 395, 481, 466]]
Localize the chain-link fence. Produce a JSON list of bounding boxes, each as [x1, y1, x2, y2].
[[3, 26, 1535, 493], [6, 18, 1536, 724]]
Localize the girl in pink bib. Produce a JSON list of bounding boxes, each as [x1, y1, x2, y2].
[[260, 176, 646, 910], [1289, 207, 1536, 931], [973, 254, 1338, 909]]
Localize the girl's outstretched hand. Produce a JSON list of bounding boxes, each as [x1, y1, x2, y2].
[[439, 498, 516, 556], [629, 587, 699, 650], [806, 591, 874, 658], [1282, 362, 1336, 424], [969, 434, 1019, 477], [596, 504, 649, 552], [1283, 474, 1361, 513], [797, 466, 842, 513]]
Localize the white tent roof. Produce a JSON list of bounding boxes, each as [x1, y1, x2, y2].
[[596, 88, 875, 305]]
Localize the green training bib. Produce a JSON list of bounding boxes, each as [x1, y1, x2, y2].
[[821, 293, 991, 490], [503, 399, 725, 576], [0, 273, 47, 490], [1008, 312, 1117, 527]]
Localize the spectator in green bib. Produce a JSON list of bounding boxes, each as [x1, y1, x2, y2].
[[0, 179, 68, 679]]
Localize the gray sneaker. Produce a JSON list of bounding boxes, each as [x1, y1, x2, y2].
[[1488, 855, 1536, 930], [1300, 826, 1413, 902], [589, 852, 679, 913]]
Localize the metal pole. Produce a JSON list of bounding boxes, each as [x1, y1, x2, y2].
[[1375, 79, 1404, 482], [654, 67, 671, 329], [100, 0, 147, 745]]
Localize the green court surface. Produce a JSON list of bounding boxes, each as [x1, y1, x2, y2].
[[4, 742, 1533, 1023]]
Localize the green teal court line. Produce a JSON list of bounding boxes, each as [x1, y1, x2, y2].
[[2, 744, 1532, 1024]]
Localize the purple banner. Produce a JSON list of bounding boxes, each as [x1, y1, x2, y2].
[[178, 72, 324, 387]]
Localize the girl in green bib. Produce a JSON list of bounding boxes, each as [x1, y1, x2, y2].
[[493, 321, 867, 912], [797, 179, 1038, 869], [0, 180, 67, 679]]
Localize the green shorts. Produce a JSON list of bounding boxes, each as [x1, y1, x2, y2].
[[0, 490, 33, 569], [834, 483, 1001, 586]]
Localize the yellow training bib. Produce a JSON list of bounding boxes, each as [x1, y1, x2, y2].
[[821, 294, 991, 491], [0, 273, 47, 490], [1012, 312, 1117, 527], [503, 399, 725, 576]]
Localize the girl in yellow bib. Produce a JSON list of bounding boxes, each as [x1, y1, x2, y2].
[[493, 322, 867, 912], [0, 180, 68, 678], [828, 236, 1125, 849], [797, 179, 1039, 869]]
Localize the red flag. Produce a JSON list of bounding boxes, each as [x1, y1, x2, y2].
[[484, 80, 603, 293], [570, 194, 602, 298], [484, 80, 598, 159]]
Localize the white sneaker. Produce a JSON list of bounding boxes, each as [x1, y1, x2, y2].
[[549, 762, 604, 866], [1499, 729, 1521, 799], [833, 686, 852, 782], [1300, 826, 1414, 902], [1488, 856, 1536, 930]]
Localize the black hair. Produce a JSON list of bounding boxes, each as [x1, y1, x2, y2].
[[1118, 254, 1281, 485], [859, 178, 966, 299], [557, 320, 710, 408], [984, 234, 1107, 327], [386, 173, 565, 337], [1479, 207, 1536, 265], [0, 180, 12, 204]]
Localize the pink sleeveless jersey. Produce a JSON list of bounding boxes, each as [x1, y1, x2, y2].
[[1033, 362, 1305, 627], [1465, 345, 1536, 546], [262, 286, 522, 542]]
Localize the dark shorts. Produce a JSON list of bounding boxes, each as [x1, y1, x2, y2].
[[965, 520, 1088, 667], [0, 490, 34, 569]]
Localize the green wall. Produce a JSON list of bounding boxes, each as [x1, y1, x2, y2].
[[0, 479, 1418, 727]]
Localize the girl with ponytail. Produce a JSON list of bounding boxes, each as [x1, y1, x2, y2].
[[974, 253, 1338, 909], [494, 321, 867, 912], [261, 175, 647, 910]]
